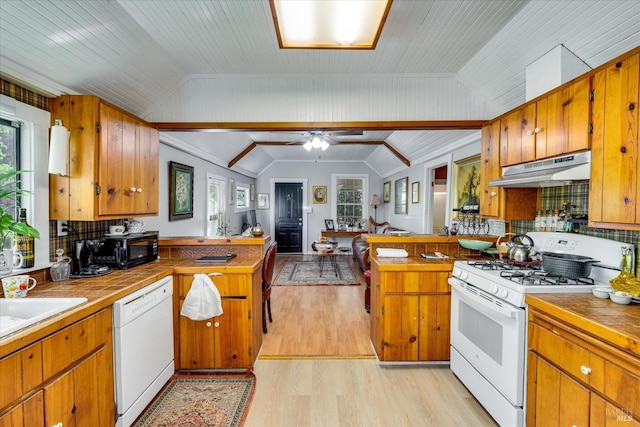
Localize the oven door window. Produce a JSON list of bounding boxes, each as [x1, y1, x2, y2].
[[450, 282, 526, 406]]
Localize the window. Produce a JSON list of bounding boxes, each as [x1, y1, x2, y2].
[[334, 176, 366, 229], [206, 174, 227, 237], [0, 118, 20, 223]]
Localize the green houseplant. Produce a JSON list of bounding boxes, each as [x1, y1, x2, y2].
[[0, 170, 40, 248]]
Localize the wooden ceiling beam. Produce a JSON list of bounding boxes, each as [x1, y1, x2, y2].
[[154, 120, 485, 132]]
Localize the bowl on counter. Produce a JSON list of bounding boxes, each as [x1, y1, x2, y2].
[[609, 291, 632, 305], [458, 239, 493, 251], [592, 287, 612, 299]]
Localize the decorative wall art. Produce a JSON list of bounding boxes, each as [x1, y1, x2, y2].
[[169, 161, 194, 221], [394, 177, 408, 214], [324, 219, 335, 231], [257, 193, 269, 209], [383, 181, 391, 203], [412, 181, 420, 203], [313, 185, 327, 204], [228, 178, 235, 205], [453, 155, 481, 210]]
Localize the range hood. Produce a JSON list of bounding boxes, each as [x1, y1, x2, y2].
[[489, 151, 591, 188]]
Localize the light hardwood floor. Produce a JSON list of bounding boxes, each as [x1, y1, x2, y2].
[[245, 254, 498, 426]]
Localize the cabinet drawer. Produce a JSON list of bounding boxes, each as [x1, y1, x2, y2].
[[532, 323, 605, 387], [601, 360, 640, 418]]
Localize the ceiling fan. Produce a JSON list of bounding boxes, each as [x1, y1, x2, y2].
[[287, 130, 364, 151]]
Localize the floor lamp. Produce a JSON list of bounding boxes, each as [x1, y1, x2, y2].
[[370, 194, 382, 232]]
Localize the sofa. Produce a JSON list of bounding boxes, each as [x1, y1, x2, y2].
[[351, 217, 403, 273], [352, 217, 405, 313]]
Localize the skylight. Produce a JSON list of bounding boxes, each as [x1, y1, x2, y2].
[[270, 0, 392, 49]]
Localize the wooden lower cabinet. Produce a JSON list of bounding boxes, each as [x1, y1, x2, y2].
[[174, 271, 259, 369], [0, 308, 114, 427], [527, 308, 640, 426], [371, 261, 451, 362]]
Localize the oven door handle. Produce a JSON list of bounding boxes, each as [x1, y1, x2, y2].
[[449, 278, 519, 319]]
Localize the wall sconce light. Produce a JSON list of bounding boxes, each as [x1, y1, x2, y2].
[[48, 119, 69, 176]]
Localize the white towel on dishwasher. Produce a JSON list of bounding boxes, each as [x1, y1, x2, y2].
[[376, 248, 409, 257], [180, 273, 223, 320]]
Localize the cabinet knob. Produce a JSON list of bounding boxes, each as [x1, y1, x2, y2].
[[526, 129, 534, 135], [131, 186, 138, 192], [137, 187, 143, 193], [491, 191, 497, 197], [206, 322, 212, 327], [580, 365, 591, 375], [214, 322, 220, 328]]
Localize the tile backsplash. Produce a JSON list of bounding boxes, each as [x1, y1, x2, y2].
[[511, 182, 640, 274], [48, 220, 127, 261]]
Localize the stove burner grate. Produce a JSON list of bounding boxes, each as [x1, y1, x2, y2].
[[469, 259, 542, 271], [501, 270, 594, 286]]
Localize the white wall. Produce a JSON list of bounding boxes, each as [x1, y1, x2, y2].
[[135, 143, 256, 237], [258, 160, 382, 253]]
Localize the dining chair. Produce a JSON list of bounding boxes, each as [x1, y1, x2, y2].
[[262, 241, 278, 333]]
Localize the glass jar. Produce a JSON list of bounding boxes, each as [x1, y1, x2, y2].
[[50, 248, 71, 282], [610, 247, 640, 297]]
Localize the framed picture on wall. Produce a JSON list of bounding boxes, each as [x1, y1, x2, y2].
[[312, 185, 327, 204], [257, 193, 269, 209], [383, 181, 391, 202], [412, 181, 420, 203], [453, 154, 481, 210], [169, 161, 194, 221], [394, 177, 408, 214]]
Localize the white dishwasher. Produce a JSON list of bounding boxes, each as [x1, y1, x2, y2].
[[113, 276, 175, 427]]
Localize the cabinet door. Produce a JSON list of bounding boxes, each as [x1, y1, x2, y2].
[[590, 53, 640, 224], [135, 122, 159, 214], [215, 297, 250, 368], [533, 356, 590, 427], [590, 393, 640, 426], [383, 294, 419, 361], [480, 121, 502, 218], [0, 390, 44, 427], [418, 294, 450, 361], [545, 78, 591, 158]]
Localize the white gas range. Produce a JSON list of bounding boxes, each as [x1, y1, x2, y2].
[[448, 232, 634, 427]]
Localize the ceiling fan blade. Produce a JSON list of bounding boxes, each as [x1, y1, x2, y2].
[[329, 130, 364, 136]]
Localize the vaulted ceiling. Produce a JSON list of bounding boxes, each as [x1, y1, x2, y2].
[[1, 1, 639, 177]]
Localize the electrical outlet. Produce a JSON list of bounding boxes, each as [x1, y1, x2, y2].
[[57, 220, 68, 237]]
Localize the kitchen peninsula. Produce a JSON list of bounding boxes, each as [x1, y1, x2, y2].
[[0, 247, 266, 425], [364, 233, 496, 362]]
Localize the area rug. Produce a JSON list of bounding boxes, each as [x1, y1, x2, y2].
[[132, 371, 255, 427], [274, 260, 358, 285]]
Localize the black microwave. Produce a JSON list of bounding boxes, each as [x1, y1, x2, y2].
[[93, 233, 158, 269]]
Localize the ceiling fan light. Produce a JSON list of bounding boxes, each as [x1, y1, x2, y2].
[[320, 140, 330, 151], [303, 140, 313, 151], [311, 136, 323, 148]]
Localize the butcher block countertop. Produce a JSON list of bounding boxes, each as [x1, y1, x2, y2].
[[0, 254, 261, 358], [526, 294, 640, 359]]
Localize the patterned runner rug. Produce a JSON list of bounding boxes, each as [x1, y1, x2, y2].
[[132, 371, 255, 427], [274, 260, 358, 285]]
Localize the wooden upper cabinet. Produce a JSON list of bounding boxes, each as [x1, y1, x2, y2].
[[500, 108, 535, 167], [500, 77, 591, 167], [589, 53, 640, 226], [542, 77, 591, 158], [49, 95, 159, 220], [480, 120, 501, 218]]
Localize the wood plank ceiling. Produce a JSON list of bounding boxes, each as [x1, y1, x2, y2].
[[1, 1, 639, 177]]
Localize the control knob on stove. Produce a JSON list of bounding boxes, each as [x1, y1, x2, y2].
[[499, 288, 509, 299], [490, 284, 499, 294], [453, 267, 461, 277]]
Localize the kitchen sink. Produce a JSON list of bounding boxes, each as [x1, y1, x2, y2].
[[0, 297, 88, 338]]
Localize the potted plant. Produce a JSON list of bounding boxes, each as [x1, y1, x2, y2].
[[0, 170, 40, 248]]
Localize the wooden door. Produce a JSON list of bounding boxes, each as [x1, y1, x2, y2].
[[383, 294, 419, 361], [215, 297, 250, 368], [533, 356, 590, 427], [590, 53, 640, 224], [135, 122, 159, 214], [274, 182, 303, 253], [545, 78, 591, 158], [480, 121, 501, 217]]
